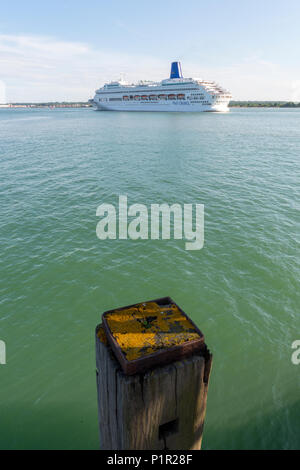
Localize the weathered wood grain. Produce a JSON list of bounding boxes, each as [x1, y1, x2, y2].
[[95, 324, 212, 450]]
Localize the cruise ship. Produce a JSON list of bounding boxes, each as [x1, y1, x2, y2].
[[92, 61, 231, 112]]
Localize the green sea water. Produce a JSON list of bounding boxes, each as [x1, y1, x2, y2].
[[0, 107, 299, 449]]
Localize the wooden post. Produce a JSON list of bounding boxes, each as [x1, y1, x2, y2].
[[95, 324, 212, 450]]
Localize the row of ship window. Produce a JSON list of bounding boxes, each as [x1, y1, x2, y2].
[[106, 94, 208, 102], [122, 94, 186, 101]]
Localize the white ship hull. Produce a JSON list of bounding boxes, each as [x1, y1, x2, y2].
[[94, 101, 230, 113], [92, 61, 231, 114]]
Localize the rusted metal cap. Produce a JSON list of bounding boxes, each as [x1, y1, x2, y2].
[[101, 296, 205, 375]]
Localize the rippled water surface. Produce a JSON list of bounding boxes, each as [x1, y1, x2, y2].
[[0, 107, 299, 449]]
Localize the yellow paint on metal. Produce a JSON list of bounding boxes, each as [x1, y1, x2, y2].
[[105, 301, 199, 361]]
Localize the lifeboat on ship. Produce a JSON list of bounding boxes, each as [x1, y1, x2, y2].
[[158, 94, 167, 100], [168, 94, 176, 100], [134, 95, 141, 100], [177, 94, 185, 100], [149, 95, 158, 100], [123, 96, 129, 101]]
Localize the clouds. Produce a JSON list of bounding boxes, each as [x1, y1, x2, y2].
[[0, 80, 6, 103], [185, 58, 300, 102], [0, 33, 298, 102], [0, 34, 170, 102], [291, 80, 300, 101], [0, 34, 89, 55], [0, 34, 115, 101]]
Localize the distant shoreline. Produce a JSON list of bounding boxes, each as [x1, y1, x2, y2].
[[230, 101, 300, 108], [0, 102, 92, 109], [1, 101, 300, 109]]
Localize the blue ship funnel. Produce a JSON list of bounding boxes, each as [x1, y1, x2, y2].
[[170, 61, 183, 79]]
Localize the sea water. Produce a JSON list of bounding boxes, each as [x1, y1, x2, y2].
[[0, 107, 299, 449]]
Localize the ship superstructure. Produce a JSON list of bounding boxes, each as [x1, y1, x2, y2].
[[92, 62, 231, 112]]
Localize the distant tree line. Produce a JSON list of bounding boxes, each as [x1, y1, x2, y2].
[[8, 101, 300, 108], [10, 102, 92, 107], [230, 101, 300, 108]]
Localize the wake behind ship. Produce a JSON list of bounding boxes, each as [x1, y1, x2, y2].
[[92, 61, 231, 112]]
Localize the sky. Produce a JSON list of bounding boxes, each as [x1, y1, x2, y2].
[[0, 0, 300, 102]]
